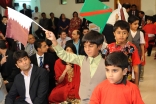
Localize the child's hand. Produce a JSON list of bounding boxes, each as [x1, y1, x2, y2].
[[45, 31, 56, 41]]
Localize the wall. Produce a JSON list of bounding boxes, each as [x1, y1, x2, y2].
[[141, 0, 156, 16], [14, 0, 41, 12], [40, 0, 114, 19]]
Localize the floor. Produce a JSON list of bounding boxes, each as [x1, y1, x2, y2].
[[139, 49, 156, 104]]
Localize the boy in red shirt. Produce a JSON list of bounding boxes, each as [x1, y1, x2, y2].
[[143, 17, 156, 56], [90, 52, 144, 104], [103, 20, 141, 85]]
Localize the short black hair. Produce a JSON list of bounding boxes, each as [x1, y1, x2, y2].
[[113, 20, 130, 32], [13, 50, 29, 63], [83, 27, 89, 31], [0, 40, 7, 49], [45, 39, 52, 47], [50, 12, 54, 16], [82, 30, 104, 46], [41, 12, 46, 16], [122, 3, 131, 9], [131, 4, 137, 8], [34, 39, 45, 51], [2, 16, 7, 19], [128, 15, 139, 24], [59, 30, 67, 35], [105, 52, 128, 70], [147, 16, 154, 22], [139, 11, 145, 15]]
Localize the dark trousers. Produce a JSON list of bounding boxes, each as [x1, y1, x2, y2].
[[102, 24, 115, 44], [147, 44, 153, 56]]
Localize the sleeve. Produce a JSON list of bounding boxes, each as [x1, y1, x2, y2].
[[140, 31, 145, 44], [132, 85, 144, 104], [89, 85, 101, 104], [53, 44, 85, 66], [54, 59, 64, 81], [132, 45, 141, 66], [5, 77, 19, 104], [33, 69, 49, 104]]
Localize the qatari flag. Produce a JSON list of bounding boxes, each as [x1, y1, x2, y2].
[[6, 7, 44, 46]]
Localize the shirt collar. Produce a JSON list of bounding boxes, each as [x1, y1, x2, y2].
[[21, 64, 33, 77], [73, 39, 80, 45], [36, 53, 44, 59], [88, 54, 101, 64]]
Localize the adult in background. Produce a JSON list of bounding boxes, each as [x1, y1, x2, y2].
[[58, 14, 70, 34], [48, 43, 80, 103], [68, 11, 82, 38], [128, 4, 139, 17], [32, 6, 41, 37], [48, 12, 59, 39]]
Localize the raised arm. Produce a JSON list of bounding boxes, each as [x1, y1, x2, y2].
[[45, 31, 84, 66]]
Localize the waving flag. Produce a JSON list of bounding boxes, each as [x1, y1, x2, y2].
[[118, 0, 125, 21], [6, 7, 44, 46], [80, 0, 112, 33]]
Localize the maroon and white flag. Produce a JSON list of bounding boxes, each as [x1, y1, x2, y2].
[[6, 7, 44, 46], [6, 7, 33, 46]]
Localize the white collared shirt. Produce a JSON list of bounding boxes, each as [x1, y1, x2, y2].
[[130, 30, 145, 44], [21, 64, 33, 104], [57, 37, 71, 48], [36, 53, 44, 67], [107, 8, 129, 25]]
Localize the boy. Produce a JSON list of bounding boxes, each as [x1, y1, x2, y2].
[[103, 20, 141, 85], [143, 16, 156, 56], [46, 30, 106, 103], [89, 52, 144, 104]]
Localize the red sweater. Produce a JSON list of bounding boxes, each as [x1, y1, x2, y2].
[[90, 79, 144, 104]]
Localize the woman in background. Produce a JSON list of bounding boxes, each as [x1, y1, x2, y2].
[[58, 14, 70, 34], [48, 43, 80, 103], [68, 11, 82, 38]]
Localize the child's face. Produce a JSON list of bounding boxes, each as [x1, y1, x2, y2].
[[84, 42, 102, 57], [106, 66, 127, 84], [147, 20, 152, 24], [130, 20, 139, 31], [114, 27, 128, 44]]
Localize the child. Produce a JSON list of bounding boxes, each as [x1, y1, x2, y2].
[[89, 52, 144, 104], [143, 16, 156, 56], [46, 30, 106, 103], [103, 20, 141, 86]]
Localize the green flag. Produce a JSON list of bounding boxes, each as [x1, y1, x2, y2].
[[80, 0, 112, 33]]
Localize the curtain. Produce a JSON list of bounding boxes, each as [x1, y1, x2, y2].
[[0, 0, 13, 9]]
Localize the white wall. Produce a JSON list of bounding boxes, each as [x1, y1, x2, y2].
[[141, 0, 156, 16], [14, 0, 41, 12], [40, 0, 114, 19]]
